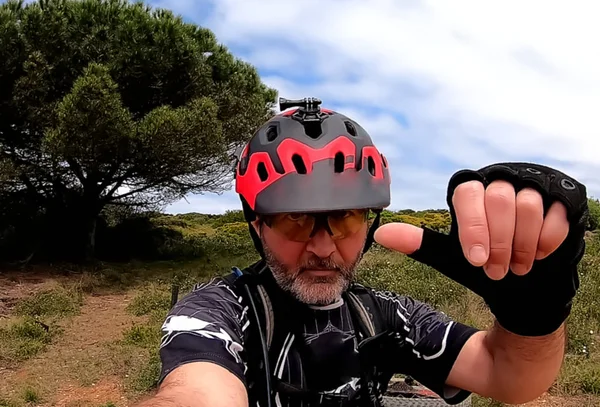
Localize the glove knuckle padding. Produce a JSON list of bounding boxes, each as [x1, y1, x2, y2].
[[410, 162, 589, 337]]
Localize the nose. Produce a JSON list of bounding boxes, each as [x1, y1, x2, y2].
[[305, 227, 336, 258]]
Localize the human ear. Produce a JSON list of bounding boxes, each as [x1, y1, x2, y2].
[[250, 218, 262, 236]]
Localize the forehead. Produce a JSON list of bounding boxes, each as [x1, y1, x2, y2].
[[266, 208, 367, 216]]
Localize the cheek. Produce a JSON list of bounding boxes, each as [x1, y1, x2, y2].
[[263, 227, 306, 265], [336, 225, 368, 262]]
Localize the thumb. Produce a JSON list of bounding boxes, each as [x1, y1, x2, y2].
[[377, 223, 483, 292], [373, 222, 424, 255]]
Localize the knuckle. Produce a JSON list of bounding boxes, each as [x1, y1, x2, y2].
[[489, 247, 512, 260], [511, 246, 536, 259], [485, 182, 515, 205], [517, 194, 543, 214], [455, 181, 484, 198], [517, 188, 543, 205], [486, 190, 514, 206], [463, 221, 488, 240]]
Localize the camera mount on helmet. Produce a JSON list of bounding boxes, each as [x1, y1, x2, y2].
[[279, 97, 328, 123]]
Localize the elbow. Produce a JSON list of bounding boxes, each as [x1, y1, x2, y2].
[[487, 380, 554, 405]]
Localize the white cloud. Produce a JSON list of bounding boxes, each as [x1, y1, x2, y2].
[[163, 0, 600, 213], [166, 190, 241, 214]]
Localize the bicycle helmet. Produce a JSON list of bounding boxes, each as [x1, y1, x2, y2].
[[235, 97, 391, 255]]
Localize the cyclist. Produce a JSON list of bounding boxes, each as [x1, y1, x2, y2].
[[138, 98, 588, 407]]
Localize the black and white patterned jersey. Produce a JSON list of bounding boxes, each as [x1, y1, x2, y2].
[[158, 274, 479, 406]]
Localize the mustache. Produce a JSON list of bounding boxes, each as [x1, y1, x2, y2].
[[298, 256, 345, 273]]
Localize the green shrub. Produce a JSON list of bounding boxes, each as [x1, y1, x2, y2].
[[0, 317, 56, 364], [126, 288, 172, 317], [122, 325, 161, 349], [588, 198, 600, 231], [14, 287, 83, 318], [356, 250, 467, 309]]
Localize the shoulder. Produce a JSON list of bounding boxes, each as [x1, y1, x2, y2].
[[158, 274, 251, 387], [167, 275, 247, 325]]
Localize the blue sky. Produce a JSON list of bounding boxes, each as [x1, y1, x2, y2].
[[9, 0, 600, 214], [152, 0, 600, 214]]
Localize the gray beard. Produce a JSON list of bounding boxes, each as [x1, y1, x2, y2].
[[261, 236, 364, 306]]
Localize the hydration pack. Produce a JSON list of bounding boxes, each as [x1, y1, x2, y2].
[[222, 260, 396, 407]]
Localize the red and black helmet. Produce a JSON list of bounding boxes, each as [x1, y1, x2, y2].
[[235, 97, 391, 217]]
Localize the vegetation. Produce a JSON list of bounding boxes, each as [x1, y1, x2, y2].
[[0, 1, 598, 406], [0, 0, 277, 262], [0, 207, 598, 406]]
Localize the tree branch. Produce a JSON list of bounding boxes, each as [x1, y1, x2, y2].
[[66, 157, 86, 186]]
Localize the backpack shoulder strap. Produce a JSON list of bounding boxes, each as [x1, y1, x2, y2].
[[223, 261, 275, 349], [347, 283, 387, 338], [222, 261, 277, 407]]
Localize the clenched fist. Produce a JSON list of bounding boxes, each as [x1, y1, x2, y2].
[[372, 162, 588, 336], [375, 174, 571, 281]]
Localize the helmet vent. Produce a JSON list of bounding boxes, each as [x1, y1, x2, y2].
[[292, 154, 307, 174], [334, 152, 345, 173], [257, 162, 269, 181], [367, 156, 376, 176], [266, 125, 278, 142], [345, 121, 357, 137], [304, 122, 322, 139], [381, 153, 388, 168]]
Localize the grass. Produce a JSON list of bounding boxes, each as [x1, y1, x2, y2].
[[106, 287, 174, 397], [0, 284, 83, 365], [14, 286, 84, 318], [21, 387, 39, 404], [1, 218, 599, 406], [0, 317, 57, 364]]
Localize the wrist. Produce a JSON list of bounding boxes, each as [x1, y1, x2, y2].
[[489, 298, 574, 337]]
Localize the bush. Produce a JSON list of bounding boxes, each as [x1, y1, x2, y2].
[[15, 287, 83, 318], [0, 317, 57, 364], [588, 198, 600, 231], [356, 250, 468, 309], [126, 287, 172, 317]]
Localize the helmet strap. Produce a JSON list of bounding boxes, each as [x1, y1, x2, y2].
[[363, 210, 382, 254]]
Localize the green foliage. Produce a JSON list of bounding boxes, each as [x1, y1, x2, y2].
[[566, 233, 600, 356], [356, 250, 468, 310], [125, 351, 162, 394], [379, 209, 451, 232], [21, 387, 39, 404], [588, 198, 600, 231], [126, 287, 171, 317], [14, 286, 84, 318], [209, 210, 246, 227], [0, 317, 56, 364], [0, 0, 277, 261], [122, 324, 162, 348]]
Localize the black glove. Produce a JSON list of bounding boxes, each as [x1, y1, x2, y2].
[[408, 162, 588, 337]]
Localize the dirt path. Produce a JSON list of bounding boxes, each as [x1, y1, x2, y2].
[[1, 269, 599, 407], [0, 270, 62, 318], [1, 291, 148, 407]]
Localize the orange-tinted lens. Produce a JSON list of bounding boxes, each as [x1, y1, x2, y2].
[[268, 213, 316, 242], [327, 210, 368, 239], [267, 210, 368, 242]]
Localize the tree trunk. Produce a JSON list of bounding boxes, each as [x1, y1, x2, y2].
[[84, 213, 97, 261]]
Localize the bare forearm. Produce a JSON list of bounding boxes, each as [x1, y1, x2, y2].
[[484, 320, 566, 404], [131, 362, 248, 407], [133, 387, 247, 407], [132, 392, 182, 407]]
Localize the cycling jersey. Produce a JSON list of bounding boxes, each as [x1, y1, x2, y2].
[[158, 271, 478, 406]]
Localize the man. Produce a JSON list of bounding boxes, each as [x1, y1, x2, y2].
[[139, 98, 588, 407]]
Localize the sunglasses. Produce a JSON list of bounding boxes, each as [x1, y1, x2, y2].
[[261, 209, 370, 242]]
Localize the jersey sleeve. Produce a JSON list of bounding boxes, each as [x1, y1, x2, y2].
[[157, 277, 250, 387], [372, 289, 479, 405]]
